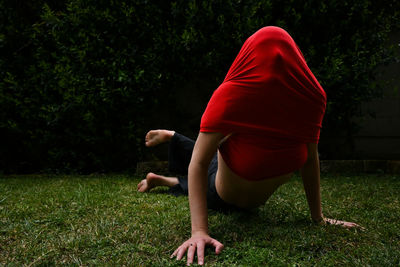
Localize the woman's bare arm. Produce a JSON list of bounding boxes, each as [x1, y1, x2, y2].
[[171, 132, 225, 265], [300, 143, 363, 229], [300, 143, 323, 221], [189, 132, 223, 235]]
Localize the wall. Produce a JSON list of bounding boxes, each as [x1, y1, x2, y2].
[[352, 32, 400, 159]]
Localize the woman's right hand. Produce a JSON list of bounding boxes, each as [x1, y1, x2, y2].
[[171, 232, 224, 266]]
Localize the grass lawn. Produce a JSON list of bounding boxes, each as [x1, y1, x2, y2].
[[1, 173, 399, 266]]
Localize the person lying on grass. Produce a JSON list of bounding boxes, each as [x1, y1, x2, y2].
[[137, 26, 361, 266]]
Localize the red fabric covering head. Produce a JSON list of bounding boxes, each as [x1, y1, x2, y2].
[[200, 26, 327, 180]]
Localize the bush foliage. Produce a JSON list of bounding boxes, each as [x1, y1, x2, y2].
[[1, 0, 399, 173]]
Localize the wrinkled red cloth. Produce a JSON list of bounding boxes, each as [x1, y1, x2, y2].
[[200, 26, 327, 180]]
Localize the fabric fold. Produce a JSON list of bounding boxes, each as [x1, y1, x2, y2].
[[200, 26, 327, 180]]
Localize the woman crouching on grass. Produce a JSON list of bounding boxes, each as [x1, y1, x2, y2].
[[137, 26, 361, 266]]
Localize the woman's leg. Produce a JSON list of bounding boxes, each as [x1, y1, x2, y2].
[[144, 129, 195, 173], [138, 130, 196, 193], [166, 132, 197, 195], [168, 132, 196, 174], [139, 130, 239, 212]]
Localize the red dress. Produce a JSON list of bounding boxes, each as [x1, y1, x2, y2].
[[200, 26, 327, 181]]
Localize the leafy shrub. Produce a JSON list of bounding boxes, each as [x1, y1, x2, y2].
[[0, 0, 399, 173]]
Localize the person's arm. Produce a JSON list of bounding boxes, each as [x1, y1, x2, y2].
[[171, 132, 224, 265], [300, 143, 323, 221], [300, 143, 363, 228]]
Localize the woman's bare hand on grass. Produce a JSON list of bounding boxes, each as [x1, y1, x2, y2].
[[323, 217, 365, 230], [171, 233, 224, 266]]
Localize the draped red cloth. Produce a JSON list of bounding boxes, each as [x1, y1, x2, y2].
[[200, 26, 327, 181]]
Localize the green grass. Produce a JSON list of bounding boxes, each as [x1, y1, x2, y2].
[[1, 173, 399, 266]]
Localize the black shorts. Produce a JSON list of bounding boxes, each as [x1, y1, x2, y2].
[[167, 132, 239, 212]]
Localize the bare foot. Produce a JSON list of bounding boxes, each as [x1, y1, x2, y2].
[[137, 172, 158, 192], [145, 130, 175, 147], [137, 172, 179, 192]]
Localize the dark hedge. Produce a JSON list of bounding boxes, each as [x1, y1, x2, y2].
[[1, 0, 399, 173]]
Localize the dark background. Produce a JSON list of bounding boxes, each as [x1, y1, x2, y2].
[[1, 0, 399, 174]]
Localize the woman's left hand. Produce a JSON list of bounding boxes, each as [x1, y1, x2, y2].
[[323, 217, 365, 230]]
